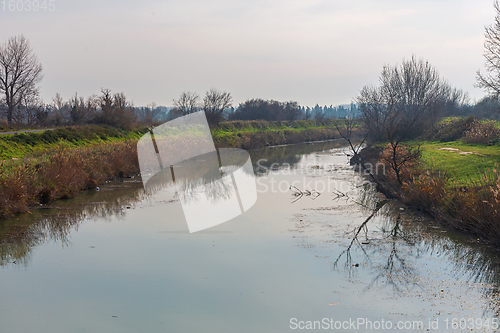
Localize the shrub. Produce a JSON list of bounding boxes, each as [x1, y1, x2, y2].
[[422, 116, 476, 142], [400, 164, 500, 247], [379, 143, 421, 184], [0, 118, 8, 130], [462, 120, 500, 144], [402, 171, 446, 211]]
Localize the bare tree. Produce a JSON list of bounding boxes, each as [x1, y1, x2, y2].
[[477, 1, 500, 97], [172, 91, 200, 117], [357, 56, 450, 184], [19, 90, 42, 125], [0, 35, 43, 124], [335, 110, 366, 164], [52, 93, 71, 124], [94, 89, 137, 129], [137, 102, 161, 124], [304, 108, 311, 120], [313, 107, 325, 120], [202, 88, 232, 126], [283, 101, 302, 120], [69, 93, 88, 124]]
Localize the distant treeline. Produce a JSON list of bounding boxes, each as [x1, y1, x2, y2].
[[450, 96, 500, 119], [0, 88, 362, 129], [228, 99, 301, 120], [227, 100, 359, 121], [1, 87, 499, 130], [0, 89, 139, 130]]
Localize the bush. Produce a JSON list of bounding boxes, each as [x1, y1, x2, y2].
[[402, 171, 446, 212], [0, 118, 8, 130], [379, 143, 421, 184], [422, 116, 476, 142], [401, 163, 500, 247], [462, 120, 500, 144]]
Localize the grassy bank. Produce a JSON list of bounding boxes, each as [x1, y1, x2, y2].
[[212, 119, 347, 149], [0, 125, 147, 160], [418, 141, 500, 186], [0, 120, 348, 219], [359, 117, 500, 248], [0, 141, 140, 217]]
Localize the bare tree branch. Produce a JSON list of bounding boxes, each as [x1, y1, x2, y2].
[[202, 88, 232, 126], [357, 56, 450, 184], [172, 91, 200, 117], [0, 35, 43, 124], [477, 1, 500, 98]]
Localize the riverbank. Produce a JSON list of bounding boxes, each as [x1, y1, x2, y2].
[[0, 120, 350, 219], [358, 139, 500, 248], [4, 140, 498, 332], [0, 125, 148, 160], [212, 119, 347, 149]]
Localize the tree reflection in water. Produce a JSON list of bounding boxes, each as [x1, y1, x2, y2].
[[0, 181, 148, 266], [332, 187, 500, 316], [2, 139, 499, 318], [0, 140, 347, 267]]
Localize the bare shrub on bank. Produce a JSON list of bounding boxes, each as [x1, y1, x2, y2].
[[462, 120, 500, 144], [379, 143, 421, 184]]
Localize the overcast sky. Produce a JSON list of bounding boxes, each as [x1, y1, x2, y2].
[[0, 0, 497, 107]]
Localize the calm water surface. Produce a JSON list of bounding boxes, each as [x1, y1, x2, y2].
[[1, 141, 499, 332]]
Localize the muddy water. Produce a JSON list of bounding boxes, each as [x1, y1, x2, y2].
[[1, 140, 499, 333]]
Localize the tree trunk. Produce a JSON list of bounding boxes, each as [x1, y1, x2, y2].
[[7, 104, 13, 124]]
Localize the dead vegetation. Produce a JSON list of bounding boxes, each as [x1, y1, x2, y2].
[[462, 119, 500, 144], [0, 140, 139, 219], [361, 146, 500, 248]]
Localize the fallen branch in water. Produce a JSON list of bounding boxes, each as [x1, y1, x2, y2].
[[289, 185, 321, 203]]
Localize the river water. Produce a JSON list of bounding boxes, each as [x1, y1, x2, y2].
[[1, 141, 499, 332]]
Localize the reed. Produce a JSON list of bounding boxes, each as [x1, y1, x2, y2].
[[0, 140, 139, 219], [401, 161, 500, 247]]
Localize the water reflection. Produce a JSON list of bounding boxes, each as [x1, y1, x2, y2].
[[0, 140, 346, 266], [0, 181, 147, 266], [290, 186, 321, 203], [145, 148, 251, 202], [331, 191, 500, 316], [250, 140, 350, 176], [1, 140, 500, 320]]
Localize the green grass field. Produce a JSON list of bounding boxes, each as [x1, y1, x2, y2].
[[0, 126, 148, 160], [0, 120, 347, 160], [418, 141, 500, 186], [211, 119, 346, 142]]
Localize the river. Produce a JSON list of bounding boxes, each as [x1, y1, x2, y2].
[[1, 141, 499, 332]]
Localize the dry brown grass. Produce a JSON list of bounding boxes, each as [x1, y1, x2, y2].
[[400, 164, 500, 247], [0, 140, 139, 219], [462, 120, 500, 144], [401, 171, 447, 212], [362, 144, 500, 247]]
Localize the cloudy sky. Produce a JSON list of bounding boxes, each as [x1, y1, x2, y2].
[[0, 0, 496, 107]]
